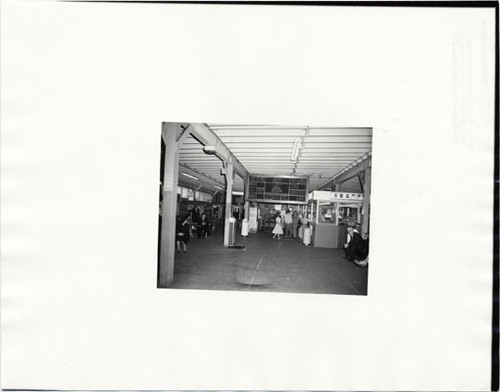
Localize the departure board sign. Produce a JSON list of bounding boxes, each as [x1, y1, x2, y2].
[[248, 175, 308, 204]]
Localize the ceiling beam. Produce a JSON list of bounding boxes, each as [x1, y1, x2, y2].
[[178, 179, 224, 194], [317, 153, 372, 189], [358, 173, 364, 193], [187, 123, 248, 179], [222, 142, 372, 149], [209, 124, 304, 130], [178, 163, 225, 190]]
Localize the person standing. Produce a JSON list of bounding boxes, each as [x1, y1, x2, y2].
[[176, 215, 190, 253], [303, 221, 312, 246], [200, 213, 210, 238], [284, 210, 293, 238], [292, 210, 300, 238], [297, 213, 304, 240], [272, 212, 284, 240], [193, 209, 203, 239]]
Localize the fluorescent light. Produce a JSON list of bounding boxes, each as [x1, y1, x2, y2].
[[291, 138, 301, 161], [232, 191, 244, 196], [214, 185, 223, 189], [181, 172, 198, 180]]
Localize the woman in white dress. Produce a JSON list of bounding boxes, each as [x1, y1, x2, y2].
[[303, 220, 312, 246], [272, 213, 284, 240]]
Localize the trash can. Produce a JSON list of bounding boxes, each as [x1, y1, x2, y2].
[[228, 217, 236, 246]]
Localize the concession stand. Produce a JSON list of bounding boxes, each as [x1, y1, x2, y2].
[[307, 190, 364, 248]]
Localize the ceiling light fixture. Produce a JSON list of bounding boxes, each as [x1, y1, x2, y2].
[[291, 138, 301, 161], [181, 172, 198, 180], [203, 145, 217, 154], [214, 185, 223, 189]]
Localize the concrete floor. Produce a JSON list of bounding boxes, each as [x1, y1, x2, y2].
[[169, 228, 368, 295]]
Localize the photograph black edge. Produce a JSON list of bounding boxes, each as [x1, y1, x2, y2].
[[492, 2, 499, 391], [4, 0, 497, 391]]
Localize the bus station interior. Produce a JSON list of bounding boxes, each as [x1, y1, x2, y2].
[[158, 123, 372, 295]]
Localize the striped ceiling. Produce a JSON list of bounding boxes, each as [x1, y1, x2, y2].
[[177, 124, 372, 196]]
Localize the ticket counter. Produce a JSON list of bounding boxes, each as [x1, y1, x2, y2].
[[307, 191, 363, 248]]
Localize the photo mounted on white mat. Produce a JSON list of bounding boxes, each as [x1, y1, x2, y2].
[[157, 122, 373, 295]]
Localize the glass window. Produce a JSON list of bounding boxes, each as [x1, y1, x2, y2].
[[319, 202, 337, 224], [338, 205, 359, 225]]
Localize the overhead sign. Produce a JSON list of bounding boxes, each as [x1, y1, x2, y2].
[[331, 192, 363, 201], [310, 190, 363, 201], [248, 175, 308, 204]]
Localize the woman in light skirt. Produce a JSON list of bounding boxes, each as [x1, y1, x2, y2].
[[272, 213, 284, 240]]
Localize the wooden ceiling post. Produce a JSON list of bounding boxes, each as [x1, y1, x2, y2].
[[358, 173, 365, 193], [158, 123, 181, 288], [223, 159, 234, 247], [361, 167, 371, 236], [244, 175, 250, 220]]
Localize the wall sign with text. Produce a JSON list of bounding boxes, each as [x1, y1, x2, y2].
[[331, 192, 363, 201]]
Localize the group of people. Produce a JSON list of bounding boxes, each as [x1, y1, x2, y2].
[[176, 207, 369, 267], [270, 209, 369, 267], [272, 209, 313, 246], [175, 210, 211, 253], [343, 226, 369, 268]]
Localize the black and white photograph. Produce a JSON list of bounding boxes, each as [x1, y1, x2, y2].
[[1, 1, 497, 391], [158, 123, 372, 294]]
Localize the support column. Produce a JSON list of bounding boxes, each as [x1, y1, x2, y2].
[[159, 123, 181, 288], [361, 167, 371, 235], [244, 175, 250, 220], [223, 159, 234, 247], [358, 173, 365, 193]]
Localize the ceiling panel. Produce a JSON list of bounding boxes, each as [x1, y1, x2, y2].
[[307, 128, 372, 136], [173, 124, 372, 195], [215, 129, 306, 137]]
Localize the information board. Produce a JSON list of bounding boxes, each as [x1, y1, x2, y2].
[[248, 175, 308, 204]]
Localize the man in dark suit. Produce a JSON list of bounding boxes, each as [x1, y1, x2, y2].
[[344, 226, 369, 263]]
